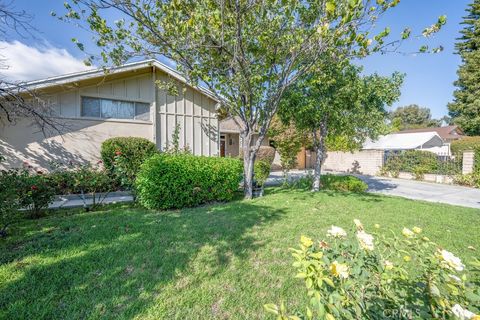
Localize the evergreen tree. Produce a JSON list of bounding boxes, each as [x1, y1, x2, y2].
[[448, 0, 480, 135]]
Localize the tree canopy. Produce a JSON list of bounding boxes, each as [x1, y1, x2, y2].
[[279, 58, 402, 190], [58, 0, 446, 198], [389, 104, 441, 131], [448, 0, 480, 136]]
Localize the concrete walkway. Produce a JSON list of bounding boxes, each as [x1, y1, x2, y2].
[[49, 191, 134, 209], [266, 170, 480, 209]]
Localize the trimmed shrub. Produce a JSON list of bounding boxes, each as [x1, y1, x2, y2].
[[254, 160, 271, 187], [101, 137, 159, 188], [136, 154, 243, 209]]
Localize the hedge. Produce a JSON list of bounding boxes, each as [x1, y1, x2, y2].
[[451, 137, 480, 172], [136, 154, 243, 209], [383, 150, 462, 176]]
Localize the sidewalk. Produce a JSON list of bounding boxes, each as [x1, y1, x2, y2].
[[49, 191, 134, 209]]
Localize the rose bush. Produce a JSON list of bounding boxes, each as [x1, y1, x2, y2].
[[265, 220, 480, 319]]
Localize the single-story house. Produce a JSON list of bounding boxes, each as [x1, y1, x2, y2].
[[397, 125, 464, 143], [0, 59, 220, 170], [362, 132, 448, 155], [219, 116, 311, 169]]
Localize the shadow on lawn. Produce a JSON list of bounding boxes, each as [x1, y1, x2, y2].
[[0, 200, 286, 319]]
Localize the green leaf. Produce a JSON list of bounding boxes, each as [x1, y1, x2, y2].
[[326, 1, 336, 16], [264, 304, 279, 315]]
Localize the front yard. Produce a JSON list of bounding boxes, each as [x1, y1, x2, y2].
[[1, 189, 479, 319]]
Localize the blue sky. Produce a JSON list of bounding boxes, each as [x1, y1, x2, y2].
[[3, 0, 471, 119]]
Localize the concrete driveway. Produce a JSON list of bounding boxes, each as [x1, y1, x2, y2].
[[267, 170, 480, 209], [358, 175, 480, 209]]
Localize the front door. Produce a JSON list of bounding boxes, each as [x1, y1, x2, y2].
[[220, 135, 226, 157]]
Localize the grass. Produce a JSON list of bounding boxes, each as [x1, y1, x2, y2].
[[1, 189, 479, 319]]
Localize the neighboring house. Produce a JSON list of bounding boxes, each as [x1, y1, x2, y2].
[[0, 59, 220, 170], [363, 132, 448, 155], [219, 116, 311, 169], [397, 126, 464, 143]]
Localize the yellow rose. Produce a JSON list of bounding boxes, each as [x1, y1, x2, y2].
[[402, 228, 415, 238], [330, 261, 349, 279]]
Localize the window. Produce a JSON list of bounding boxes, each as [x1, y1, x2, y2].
[[81, 97, 150, 121]]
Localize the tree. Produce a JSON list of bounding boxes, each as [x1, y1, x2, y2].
[[389, 104, 441, 130], [0, 2, 61, 135], [268, 116, 305, 181], [58, 0, 445, 198], [279, 58, 402, 191], [448, 0, 480, 136]]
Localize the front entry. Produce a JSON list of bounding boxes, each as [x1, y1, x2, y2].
[[220, 135, 226, 157]]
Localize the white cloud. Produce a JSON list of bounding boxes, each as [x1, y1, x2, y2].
[[0, 40, 92, 82]]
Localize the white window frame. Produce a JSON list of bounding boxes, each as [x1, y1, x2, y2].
[[80, 96, 151, 121]]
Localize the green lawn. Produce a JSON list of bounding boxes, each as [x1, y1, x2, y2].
[[1, 189, 479, 319]]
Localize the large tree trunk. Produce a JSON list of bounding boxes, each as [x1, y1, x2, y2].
[[312, 119, 328, 192], [241, 132, 257, 199]]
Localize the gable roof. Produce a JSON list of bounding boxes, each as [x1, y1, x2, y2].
[[363, 132, 444, 150], [219, 116, 244, 133], [20, 59, 219, 102], [397, 126, 463, 140]]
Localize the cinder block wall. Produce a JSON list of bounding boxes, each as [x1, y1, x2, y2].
[[316, 150, 385, 175]]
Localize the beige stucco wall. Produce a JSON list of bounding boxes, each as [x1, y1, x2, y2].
[[308, 150, 385, 176], [224, 133, 240, 157], [0, 68, 219, 170], [0, 118, 153, 169]]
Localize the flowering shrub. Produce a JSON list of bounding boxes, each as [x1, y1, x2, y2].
[[265, 220, 480, 319], [0, 169, 23, 237], [18, 171, 55, 218], [101, 137, 159, 189]]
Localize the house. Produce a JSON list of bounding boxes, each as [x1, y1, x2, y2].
[[0, 60, 220, 170], [219, 116, 270, 158], [397, 126, 464, 143], [362, 132, 449, 155], [219, 116, 311, 169]]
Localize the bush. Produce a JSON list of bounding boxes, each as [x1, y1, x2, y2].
[[47, 165, 119, 195], [254, 160, 271, 187], [101, 137, 159, 188], [451, 136, 480, 172], [136, 154, 243, 209], [265, 220, 480, 319], [18, 172, 56, 218], [321, 174, 368, 192], [256, 146, 276, 164], [385, 150, 439, 175], [0, 169, 23, 237], [286, 174, 368, 193], [454, 172, 480, 188]]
